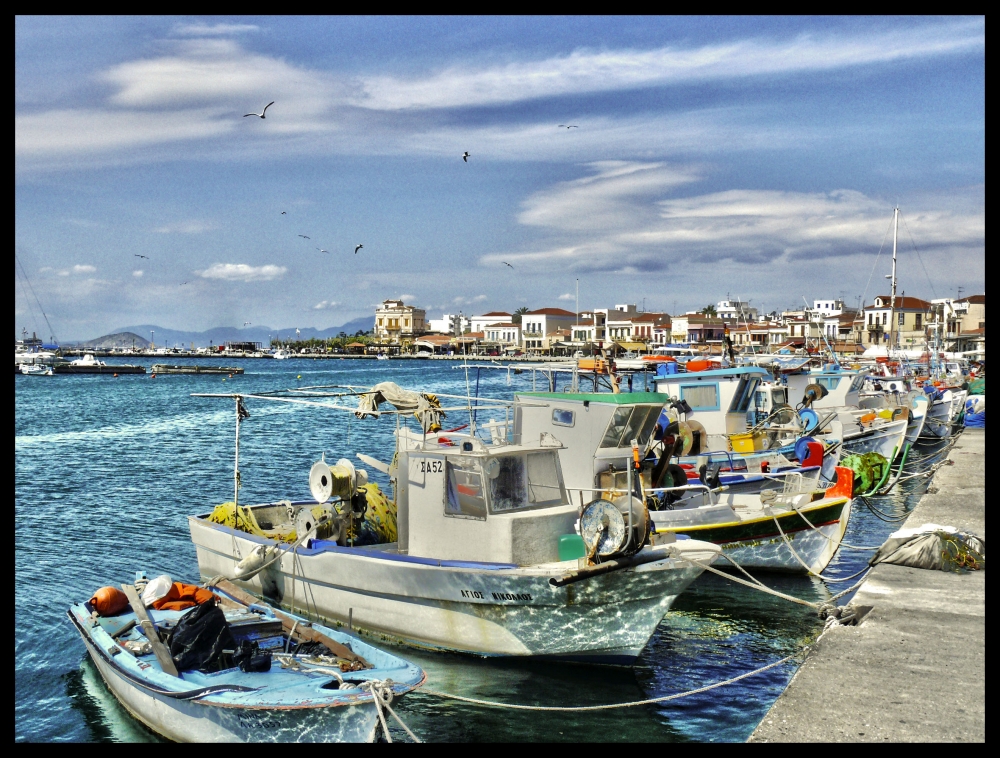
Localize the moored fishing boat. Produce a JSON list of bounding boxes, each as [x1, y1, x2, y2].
[[68, 574, 425, 742], [187, 384, 721, 664]]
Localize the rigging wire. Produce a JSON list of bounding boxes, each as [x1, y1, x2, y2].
[[899, 212, 938, 299], [858, 212, 896, 314], [15, 253, 59, 344]]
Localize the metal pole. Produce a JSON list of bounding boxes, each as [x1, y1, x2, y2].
[[234, 396, 241, 508], [888, 207, 898, 352]]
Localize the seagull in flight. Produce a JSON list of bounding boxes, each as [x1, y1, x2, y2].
[[298, 234, 311, 239], [462, 152, 470, 162], [134, 254, 149, 259], [354, 244, 364, 254], [281, 211, 286, 215], [244, 101, 274, 119], [243, 321, 252, 327], [558, 124, 578, 129], [503, 261, 514, 269], [316, 248, 329, 254]]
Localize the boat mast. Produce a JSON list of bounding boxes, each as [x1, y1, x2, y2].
[[888, 207, 899, 353]]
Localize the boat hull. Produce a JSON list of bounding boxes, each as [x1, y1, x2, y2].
[[651, 496, 851, 574], [189, 517, 717, 663], [69, 609, 382, 743]]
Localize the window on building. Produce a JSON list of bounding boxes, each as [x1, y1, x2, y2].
[[898, 313, 905, 326], [915, 314, 922, 329]]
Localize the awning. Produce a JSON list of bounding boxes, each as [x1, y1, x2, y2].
[[614, 341, 647, 351]]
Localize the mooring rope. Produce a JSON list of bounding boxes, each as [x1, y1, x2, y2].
[[420, 651, 800, 712]]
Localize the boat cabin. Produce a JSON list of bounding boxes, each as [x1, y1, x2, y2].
[[654, 367, 766, 450], [512, 392, 667, 493], [393, 428, 577, 566], [781, 368, 867, 409]]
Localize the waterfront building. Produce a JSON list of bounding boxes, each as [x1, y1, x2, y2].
[[521, 307, 577, 352], [374, 299, 426, 347], [861, 295, 932, 348], [469, 311, 512, 334]]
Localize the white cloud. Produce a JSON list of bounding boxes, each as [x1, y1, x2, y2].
[[481, 163, 985, 276], [352, 20, 984, 110], [133, 270, 144, 277], [313, 300, 339, 310], [199, 263, 287, 282], [153, 220, 216, 234], [172, 23, 260, 37], [73, 264, 96, 273], [398, 294, 415, 301], [557, 293, 574, 300]]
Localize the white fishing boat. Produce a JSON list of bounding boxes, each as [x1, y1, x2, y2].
[[187, 384, 720, 664], [68, 574, 425, 742], [271, 349, 290, 360]]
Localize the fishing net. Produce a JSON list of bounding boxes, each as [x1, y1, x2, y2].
[[871, 524, 985, 572]]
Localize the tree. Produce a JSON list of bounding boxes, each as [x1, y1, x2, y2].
[[700, 305, 718, 316], [511, 306, 529, 325]]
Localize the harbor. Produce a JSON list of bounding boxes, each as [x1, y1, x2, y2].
[[15, 15, 984, 744], [14, 357, 983, 742]]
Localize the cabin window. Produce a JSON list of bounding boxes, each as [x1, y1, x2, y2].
[[526, 452, 565, 506], [488, 456, 527, 512], [551, 408, 575, 427], [599, 406, 633, 448], [771, 388, 787, 406], [849, 373, 867, 392], [679, 383, 720, 411], [598, 405, 661, 448], [816, 377, 842, 391], [445, 459, 487, 520]]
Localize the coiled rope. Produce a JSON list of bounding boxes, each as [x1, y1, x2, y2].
[[420, 651, 800, 712]]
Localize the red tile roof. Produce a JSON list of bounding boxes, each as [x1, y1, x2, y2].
[[870, 296, 931, 309], [478, 311, 511, 317], [525, 307, 576, 316], [962, 294, 985, 304]]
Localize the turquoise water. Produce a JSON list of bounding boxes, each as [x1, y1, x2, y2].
[[14, 359, 953, 742]]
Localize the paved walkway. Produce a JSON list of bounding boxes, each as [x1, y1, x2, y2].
[[750, 428, 984, 742]]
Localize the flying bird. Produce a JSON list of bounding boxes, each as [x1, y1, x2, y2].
[[354, 244, 363, 254], [503, 261, 514, 269], [244, 101, 274, 119], [298, 235, 310, 239], [316, 248, 329, 253], [134, 254, 149, 259], [281, 211, 287, 215], [181, 281, 189, 286], [558, 124, 578, 129], [462, 152, 470, 162], [243, 321, 252, 327]]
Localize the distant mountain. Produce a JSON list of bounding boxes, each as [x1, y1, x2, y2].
[[81, 317, 375, 349], [74, 332, 151, 350]]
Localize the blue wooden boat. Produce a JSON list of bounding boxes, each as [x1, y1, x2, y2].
[[68, 575, 425, 742]]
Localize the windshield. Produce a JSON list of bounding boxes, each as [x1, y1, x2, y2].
[[486, 451, 566, 513], [599, 405, 663, 448]]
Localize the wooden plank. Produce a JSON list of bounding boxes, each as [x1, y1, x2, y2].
[[121, 584, 180, 677], [212, 579, 369, 667]]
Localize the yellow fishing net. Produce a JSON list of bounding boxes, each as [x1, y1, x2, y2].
[[207, 502, 298, 543]]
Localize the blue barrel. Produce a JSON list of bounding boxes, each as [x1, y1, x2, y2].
[[799, 408, 819, 433]]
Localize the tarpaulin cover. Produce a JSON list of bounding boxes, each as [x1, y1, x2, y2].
[[964, 397, 985, 428], [871, 524, 985, 572], [152, 582, 216, 611], [355, 381, 445, 432], [168, 600, 235, 672]]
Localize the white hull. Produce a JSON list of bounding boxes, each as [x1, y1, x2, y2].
[[75, 617, 381, 742], [923, 399, 955, 438], [189, 518, 717, 663], [651, 495, 851, 575], [841, 416, 909, 461]]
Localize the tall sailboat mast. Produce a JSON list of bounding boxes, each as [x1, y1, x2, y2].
[[888, 206, 899, 351]]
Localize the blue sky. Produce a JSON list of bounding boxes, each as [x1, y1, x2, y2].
[[15, 16, 984, 341]]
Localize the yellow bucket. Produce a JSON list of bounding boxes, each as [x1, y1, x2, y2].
[[730, 433, 755, 453]]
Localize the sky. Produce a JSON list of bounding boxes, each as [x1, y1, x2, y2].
[[15, 16, 985, 342]]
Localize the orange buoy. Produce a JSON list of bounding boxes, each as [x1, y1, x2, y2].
[[90, 586, 129, 616], [151, 373, 156, 378], [113, 373, 118, 377]]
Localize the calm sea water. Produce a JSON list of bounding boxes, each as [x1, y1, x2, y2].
[[14, 358, 954, 742]]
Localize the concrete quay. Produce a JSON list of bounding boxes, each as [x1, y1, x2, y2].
[[750, 428, 985, 743]]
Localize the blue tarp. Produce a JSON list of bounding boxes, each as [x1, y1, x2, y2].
[[964, 397, 985, 428]]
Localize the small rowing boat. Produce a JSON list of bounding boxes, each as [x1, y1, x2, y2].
[[68, 573, 425, 742]]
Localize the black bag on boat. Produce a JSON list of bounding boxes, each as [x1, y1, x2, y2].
[[168, 600, 236, 672]]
